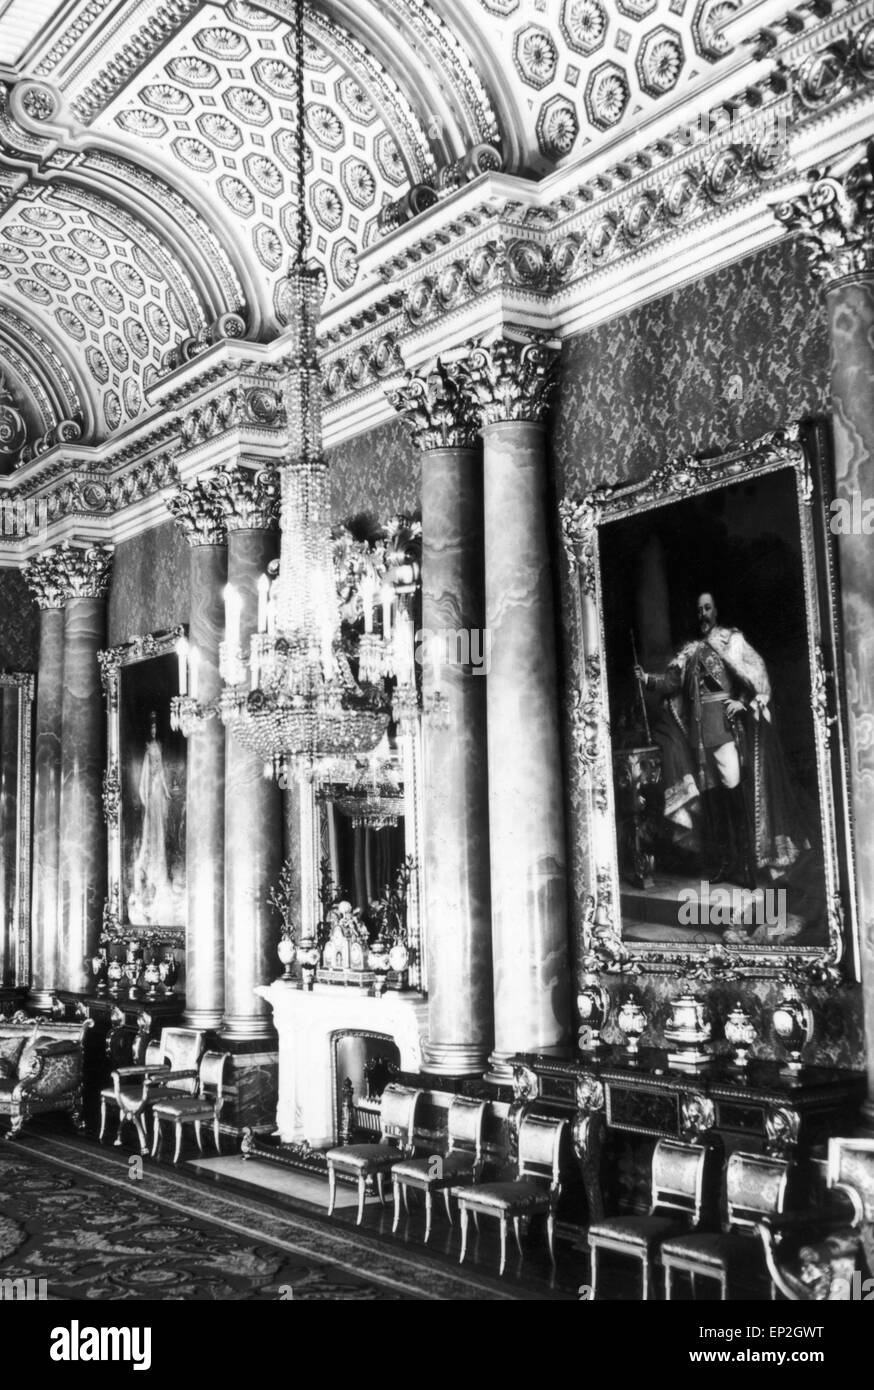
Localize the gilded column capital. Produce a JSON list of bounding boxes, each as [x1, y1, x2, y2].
[[775, 147, 874, 283], [207, 464, 279, 532], [387, 360, 480, 451], [455, 336, 560, 427], [23, 542, 113, 606], [167, 477, 228, 546]]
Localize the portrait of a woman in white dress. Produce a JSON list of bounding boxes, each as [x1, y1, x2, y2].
[[124, 698, 185, 928]]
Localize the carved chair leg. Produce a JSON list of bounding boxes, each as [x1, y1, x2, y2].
[[690, 1271, 696, 1301], [213, 1117, 221, 1155], [151, 1117, 162, 1159], [664, 1262, 673, 1302], [459, 1205, 469, 1264], [173, 1122, 183, 1164], [114, 1111, 126, 1147], [590, 1245, 599, 1300], [472, 1210, 480, 1234], [133, 1113, 149, 1157], [99, 1099, 108, 1142], [356, 1175, 366, 1226], [392, 1181, 401, 1233], [720, 1272, 727, 1300], [402, 1183, 410, 1214], [513, 1215, 524, 1258], [194, 1120, 203, 1155], [642, 1255, 650, 1301], [424, 1189, 433, 1244], [327, 1164, 336, 1218], [443, 1188, 453, 1226], [546, 1212, 556, 1265], [499, 1215, 508, 1276], [376, 1170, 386, 1205], [7, 1114, 24, 1141]]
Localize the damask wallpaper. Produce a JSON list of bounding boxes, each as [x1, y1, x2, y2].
[[108, 522, 189, 648], [327, 416, 420, 524], [552, 237, 863, 1066], [0, 568, 37, 670]]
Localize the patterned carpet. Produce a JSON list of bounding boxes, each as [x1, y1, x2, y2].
[[0, 1133, 525, 1301]]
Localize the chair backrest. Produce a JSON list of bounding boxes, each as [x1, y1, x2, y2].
[[828, 1138, 874, 1224], [379, 1084, 423, 1148], [517, 1114, 567, 1189], [447, 1096, 488, 1159], [144, 1027, 206, 1094], [726, 1151, 791, 1231], [651, 1139, 709, 1225], [198, 1051, 231, 1104]]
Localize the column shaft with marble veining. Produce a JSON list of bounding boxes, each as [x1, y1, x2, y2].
[[55, 546, 113, 994], [22, 558, 67, 1005], [0, 685, 18, 985], [777, 166, 874, 1123], [390, 365, 494, 1074], [168, 480, 228, 1029], [213, 468, 282, 1040], [458, 339, 571, 1072]]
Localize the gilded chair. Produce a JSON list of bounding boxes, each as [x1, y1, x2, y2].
[[325, 1084, 424, 1226], [588, 1139, 713, 1300], [660, 1151, 791, 1299], [99, 1027, 206, 1154], [758, 1138, 874, 1300], [151, 1052, 231, 1163], [391, 1096, 488, 1242], [455, 1112, 567, 1276]]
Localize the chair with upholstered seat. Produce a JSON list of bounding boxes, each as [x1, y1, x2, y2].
[[151, 1052, 231, 1163], [661, 1151, 791, 1300], [391, 1095, 488, 1243], [99, 1027, 206, 1154], [588, 1138, 713, 1300], [455, 1112, 567, 1276], [326, 1083, 424, 1227]]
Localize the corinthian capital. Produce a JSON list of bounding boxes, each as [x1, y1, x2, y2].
[[775, 148, 874, 282], [167, 476, 227, 546], [23, 542, 113, 605], [387, 360, 480, 451], [455, 336, 559, 426], [207, 465, 279, 532]]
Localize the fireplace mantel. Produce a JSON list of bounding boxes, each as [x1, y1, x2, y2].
[[256, 980, 429, 1147]]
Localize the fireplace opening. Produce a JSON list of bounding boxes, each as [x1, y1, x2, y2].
[[331, 1030, 401, 1143]]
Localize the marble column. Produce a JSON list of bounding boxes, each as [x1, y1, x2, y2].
[[168, 480, 228, 1029], [458, 338, 571, 1073], [0, 684, 18, 985], [390, 364, 494, 1074], [212, 467, 282, 1040], [55, 544, 113, 995], [22, 557, 67, 1006], [777, 165, 874, 1126]]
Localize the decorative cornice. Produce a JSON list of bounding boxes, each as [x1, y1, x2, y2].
[[455, 336, 560, 426], [22, 541, 113, 605], [774, 143, 874, 281], [387, 360, 480, 451], [207, 465, 280, 533], [167, 477, 227, 547]]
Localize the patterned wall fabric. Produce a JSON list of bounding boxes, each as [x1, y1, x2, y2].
[[327, 416, 420, 524], [552, 237, 831, 494], [0, 568, 37, 670], [108, 521, 189, 647]]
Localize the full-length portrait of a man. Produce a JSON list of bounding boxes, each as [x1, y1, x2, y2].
[[635, 592, 810, 891]]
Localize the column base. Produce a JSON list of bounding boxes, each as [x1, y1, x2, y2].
[[219, 1015, 277, 1045], [183, 1008, 224, 1030], [484, 1050, 518, 1085], [422, 1041, 490, 1077], [26, 988, 56, 1012]]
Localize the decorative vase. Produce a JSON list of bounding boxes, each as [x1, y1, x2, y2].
[[368, 939, 390, 997], [143, 959, 161, 1001], [577, 969, 610, 1051], [107, 959, 125, 995], [664, 992, 713, 1067], [388, 941, 409, 974], [724, 1001, 757, 1068], [159, 952, 178, 996], [298, 938, 319, 991], [617, 996, 647, 1055], [91, 952, 109, 996], [277, 936, 296, 981], [772, 984, 814, 1072]]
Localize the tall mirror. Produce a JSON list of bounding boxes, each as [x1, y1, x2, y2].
[[0, 672, 33, 996]]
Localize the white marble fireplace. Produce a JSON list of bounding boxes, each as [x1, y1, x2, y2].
[[256, 979, 430, 1148]]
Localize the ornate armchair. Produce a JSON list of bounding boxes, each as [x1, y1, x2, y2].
[[757, 1138, 874, 1300], [660, 1151, 791, 1299], [391, 1095, 488, 1243], [588, 1138, 714, 1300], [0, 1016, 93, 1138], [325, 1083, 424, 1226], [151, 1052, 231, 1164], [99, 1027, 206, 1155], [455, 1112, 567, 1276]]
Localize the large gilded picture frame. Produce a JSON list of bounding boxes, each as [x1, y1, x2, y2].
[[99, 628, 187, 946], [561, 424, 860, 983]]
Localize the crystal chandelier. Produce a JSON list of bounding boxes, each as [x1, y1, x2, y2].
[[174, 0, 419, 778]]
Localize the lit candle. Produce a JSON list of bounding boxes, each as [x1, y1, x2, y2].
[[188, 646, 200, 702], [257, 573, 269, 634], [177, 637, 189, 696]]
